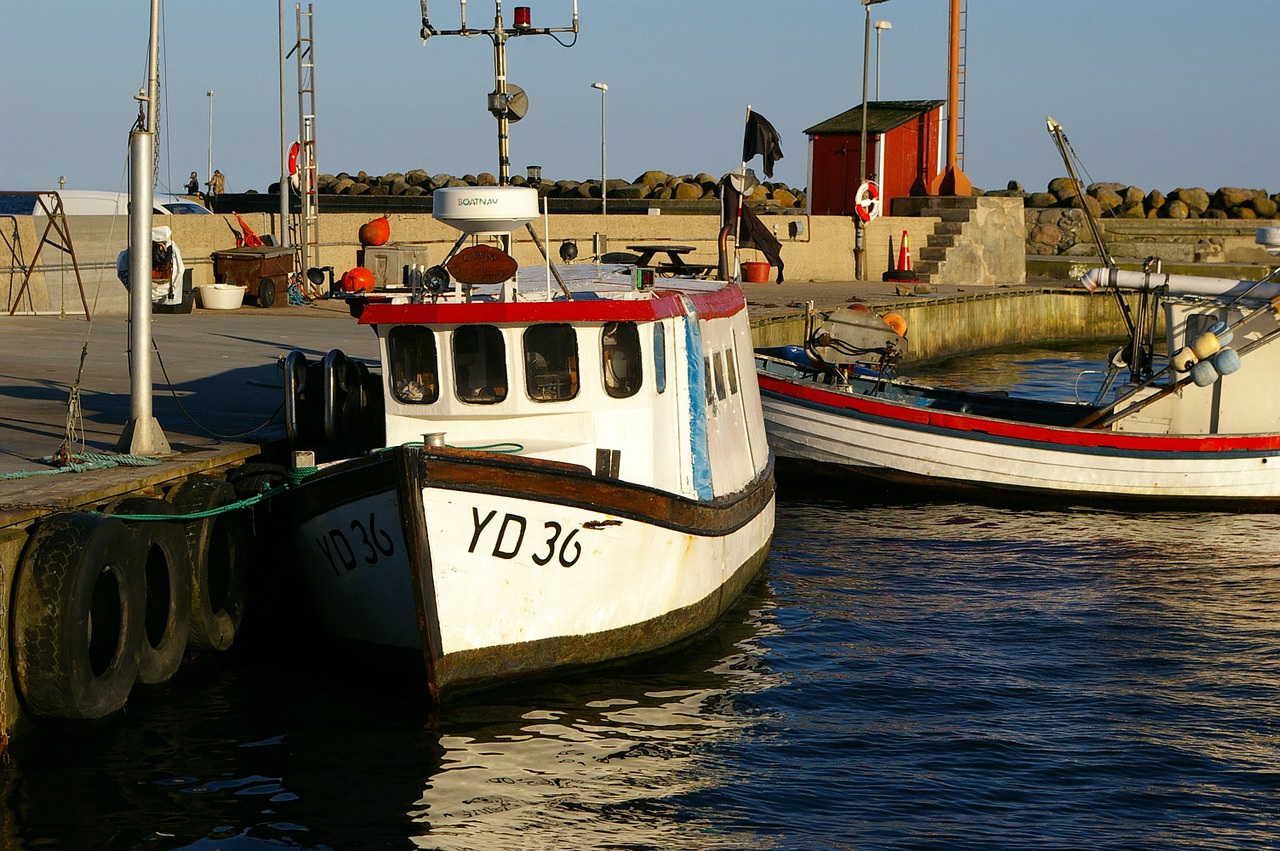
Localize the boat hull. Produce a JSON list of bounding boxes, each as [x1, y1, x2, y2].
[[286, 446, 775, 699], [757, 370, 1280, 507]]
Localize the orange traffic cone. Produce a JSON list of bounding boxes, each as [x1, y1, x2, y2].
[[884, 230, 919, 283]]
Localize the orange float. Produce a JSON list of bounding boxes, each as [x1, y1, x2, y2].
[[341, 267, 376, 292], [882, 312, 908, 336], [358, 215, 391, 247]]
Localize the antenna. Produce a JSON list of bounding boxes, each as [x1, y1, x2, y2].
[[418, 2, 580, 185]]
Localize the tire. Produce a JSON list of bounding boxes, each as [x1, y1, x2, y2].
[[106, 497, 192, 686], [224, 462, 289, 500], [12, 513, 144, 721], [258, 278, 277, 308], [168, 477, 249, 652]]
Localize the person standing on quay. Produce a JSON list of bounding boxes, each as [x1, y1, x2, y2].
[[185, 171, 200, 196], [207, 169, 225, 200]]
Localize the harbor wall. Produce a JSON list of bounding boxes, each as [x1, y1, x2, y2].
[[3, 211, 932, 316], [3, 210, 1274, 317], [750, 287, 1133, 366]]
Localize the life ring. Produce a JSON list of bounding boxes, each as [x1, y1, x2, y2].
[[855, 180, 882, 222], [107, 497, 193, 687], [288, 140, 300, 177], [13, 513, 144, 720], [168, 477, 249, 652]]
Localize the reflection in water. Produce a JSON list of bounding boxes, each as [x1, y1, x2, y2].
[[410, 591, 783, 850], [1, 580, 781, 851], [5, 422, 1280, 849]]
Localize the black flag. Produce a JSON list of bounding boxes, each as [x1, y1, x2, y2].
[[742, 111, 784, 178], [721, 179, 785, 283]]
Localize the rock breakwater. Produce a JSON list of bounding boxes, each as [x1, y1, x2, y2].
[[273, 169, 807, 209], [993, 179, 1279, 255]]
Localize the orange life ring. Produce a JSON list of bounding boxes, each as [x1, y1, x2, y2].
[[855, 181, 882, 222], [288, 141, 300, 176]]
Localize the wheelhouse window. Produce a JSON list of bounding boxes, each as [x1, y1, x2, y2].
[[524, 324, 579, 402], [388, 326, 440, 404], [602, 321, 642, 398], [712, 351, 728, 401], [453, 325, 508, 404], [653, 323, 667, 394]]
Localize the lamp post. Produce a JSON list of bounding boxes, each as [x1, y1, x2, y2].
[[873, 19, 892, 100], [206, 89, 214, 192], [590, 81, 607, 216]]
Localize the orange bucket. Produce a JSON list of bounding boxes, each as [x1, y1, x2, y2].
[[742, 261, 771, 283]]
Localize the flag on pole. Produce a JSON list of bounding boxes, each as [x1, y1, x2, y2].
[[721, 178, 785, 283], [742, 111, 784, 178]]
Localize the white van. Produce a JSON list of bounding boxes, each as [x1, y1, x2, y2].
[[0, 189, 210, 216]]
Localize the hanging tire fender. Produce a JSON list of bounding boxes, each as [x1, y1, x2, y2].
[[168, 477, 249, 652], [106, 497, 192, 687], [12, 512, 144, 721], [283, 350, 309, 447]]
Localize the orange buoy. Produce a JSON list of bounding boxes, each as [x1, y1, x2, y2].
[[882, 312, 908, 336], [358, 215, 391, 247], [341, 267, 376, 292]]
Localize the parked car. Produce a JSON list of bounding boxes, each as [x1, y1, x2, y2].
[[0, 189, 211, 216]]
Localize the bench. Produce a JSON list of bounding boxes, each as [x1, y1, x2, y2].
[[657, 262, 717, 279]]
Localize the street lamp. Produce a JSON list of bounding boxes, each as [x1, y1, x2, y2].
[[873, 19, 892, 100], [206, 89, 214, 193], [590, 82, 607, 216]]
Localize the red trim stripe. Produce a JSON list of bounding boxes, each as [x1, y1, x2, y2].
[[758, 373, 1280, 453], [357, 283, 744, 326]]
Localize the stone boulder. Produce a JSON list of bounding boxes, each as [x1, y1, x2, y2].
[[1169, 187, 1210, 215], [1213, 187, 1257, 210], [1048, 177, 1083, 203]]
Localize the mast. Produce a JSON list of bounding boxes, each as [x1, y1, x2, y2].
[[419, 1, 579, 185], [117, 0, 171, 455]]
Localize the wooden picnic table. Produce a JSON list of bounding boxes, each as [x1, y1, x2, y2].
[[626, 244, 715, 278]]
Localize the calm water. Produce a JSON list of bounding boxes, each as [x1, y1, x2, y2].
[[6, 350, 1280, 850]]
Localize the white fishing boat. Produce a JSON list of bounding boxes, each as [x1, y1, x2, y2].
[[756, 228, 1280, 508], [278, 2, 773, 701]]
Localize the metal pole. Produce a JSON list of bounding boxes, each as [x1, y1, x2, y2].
[[278, 0, 290, 246], [117, 0, 170, 455], [874, 20, 891, 100], [206, 89, 213, 191], [591, 82, 607, 216], [859, 6, 870, 189]]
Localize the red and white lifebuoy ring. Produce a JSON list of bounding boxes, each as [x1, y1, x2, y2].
[[288, 140, 303, 192], [855, 180, 882, 222]]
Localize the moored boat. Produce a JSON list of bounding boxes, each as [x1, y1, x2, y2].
[[756, 230, 1280, 507], [278, 2, 774, 701]]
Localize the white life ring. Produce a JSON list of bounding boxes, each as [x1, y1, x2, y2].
[[855, 180, 882, 222]]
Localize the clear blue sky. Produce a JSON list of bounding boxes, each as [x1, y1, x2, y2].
[[4, 1, 1277, 198]]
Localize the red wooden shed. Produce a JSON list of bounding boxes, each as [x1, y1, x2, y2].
[[805, 100, 944, 216]]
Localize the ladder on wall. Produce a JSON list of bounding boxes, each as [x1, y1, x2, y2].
[[956, 0, 968, 170], [291, 3, 320, 293]]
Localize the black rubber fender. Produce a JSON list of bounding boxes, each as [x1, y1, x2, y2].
[[12, 512, 144, 721], [168, 477, 249, 652], [224, 462, 289, 500], [106, 497, 192, 687]]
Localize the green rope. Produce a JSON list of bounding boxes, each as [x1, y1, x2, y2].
[[105, 485, 288, 522], [0, 452, 162, 481]]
